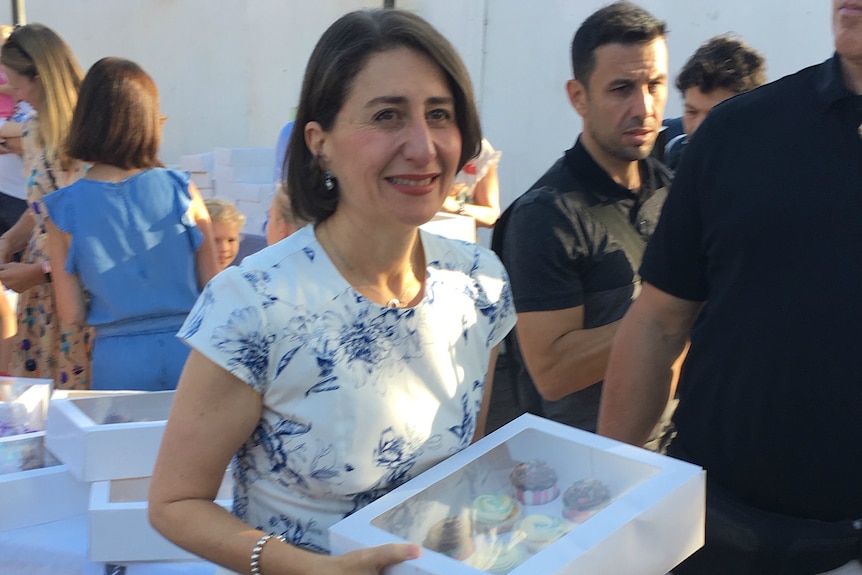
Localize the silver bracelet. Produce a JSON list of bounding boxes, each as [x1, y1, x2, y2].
[[250, 533, 285, 575]]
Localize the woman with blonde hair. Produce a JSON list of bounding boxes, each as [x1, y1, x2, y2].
[[0, 24, 91, 389]]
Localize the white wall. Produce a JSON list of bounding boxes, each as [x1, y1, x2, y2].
[[13, 0, 835, 212]]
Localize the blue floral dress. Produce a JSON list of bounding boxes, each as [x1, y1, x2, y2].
[[179, 224, 515, 553]]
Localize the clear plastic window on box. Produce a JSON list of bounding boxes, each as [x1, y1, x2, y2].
[[370, 428, 660, 574], [0, 378, 51, 437], [69, 391, 173, 425], [0, 432, 59, 475]]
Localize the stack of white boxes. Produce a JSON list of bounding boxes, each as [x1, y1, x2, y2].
[[213, 147, 276, 236], [180, 147, 276, 237], [179, 151, 216, 198], [1, 389, 233, 563], [0, 378, 89, 533], [46, 390, 233, 562]]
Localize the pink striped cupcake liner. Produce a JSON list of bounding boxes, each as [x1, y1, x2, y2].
[[515, 484, 560, 505]]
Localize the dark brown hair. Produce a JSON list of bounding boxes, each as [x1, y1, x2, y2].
[[66, 57, 162, 169], [676, 35, 766, 95], [286, 9, 481, 223]]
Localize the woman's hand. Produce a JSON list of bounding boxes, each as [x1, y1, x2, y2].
[[441, 194, 463, 214], [0, 262, 46, 293], [320, 543, 421, 575]]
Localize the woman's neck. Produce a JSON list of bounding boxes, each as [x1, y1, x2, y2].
[[315, 216, 425, 308], [85, 163, 145, 183]]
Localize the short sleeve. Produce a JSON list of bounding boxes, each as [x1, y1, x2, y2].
[[501, 189, 588, 312], [178, 266, 277, 393], [168, 169, 204, 252], [473, 246, 516, 349], [42, 186, 79, 275]]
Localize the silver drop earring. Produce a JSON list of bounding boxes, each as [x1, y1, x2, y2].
[[324, 171, 335, 191]]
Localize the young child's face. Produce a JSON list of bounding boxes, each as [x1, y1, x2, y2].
[[212, 220, 242, 271]]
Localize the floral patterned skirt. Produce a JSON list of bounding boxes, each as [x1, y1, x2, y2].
[[9, 232, 92, 389]]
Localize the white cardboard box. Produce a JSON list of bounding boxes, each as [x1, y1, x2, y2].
[[214, 146, 275, 167], [330, 414, 705, 575], [88, 472, 233, 562], [0, 431, 89, 531], [45, 391, 174, 482], [214, 163, 273, 186], [420, 212, 477, 243], [233, 182, 275, 203], [180, 152, 214, 173], [0, 377, 52, 437], [189, 171, 215, 190]]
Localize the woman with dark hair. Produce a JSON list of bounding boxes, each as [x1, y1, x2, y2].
[[149, 8, 514, 575], [0, 23, 91, 389], [44, 57, 218, 391]]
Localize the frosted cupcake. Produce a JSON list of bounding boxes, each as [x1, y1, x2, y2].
[[468, 542, 526, 574], [517, 514, 571, 552], [562, 478, 611, 523], [472, 493, 520, 533], [509, 459, 560, 505], [422, 514, 474, 560]]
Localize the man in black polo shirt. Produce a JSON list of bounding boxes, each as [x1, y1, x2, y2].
[[493, 2, 672, 433], [599, 1, 862, 572]]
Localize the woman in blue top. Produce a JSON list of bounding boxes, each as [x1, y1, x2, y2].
[[44, 57, 219, 391]]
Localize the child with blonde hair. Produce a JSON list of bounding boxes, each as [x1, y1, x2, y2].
[[204, 198, 245, 271]]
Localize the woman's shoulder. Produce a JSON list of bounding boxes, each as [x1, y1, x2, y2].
[[136, 167, 189, 186], [202, 225, 335, 312], [422, 231, 507, 280], [241, 225, 316, 268]]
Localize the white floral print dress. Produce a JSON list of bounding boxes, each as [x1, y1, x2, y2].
[[179, 224, 516, 554]]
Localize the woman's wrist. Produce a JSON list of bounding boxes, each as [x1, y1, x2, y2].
[[250, 533, 286, 575]]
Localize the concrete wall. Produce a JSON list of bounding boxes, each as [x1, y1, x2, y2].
[[14, 0, 834, 213]]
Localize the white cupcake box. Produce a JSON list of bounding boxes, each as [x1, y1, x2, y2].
[[46, 390, 174, 482], [0, 377, 52, 437], [0, 431, 89, 532], [330, 413, 705, 575], [88, 471, 233, 563]]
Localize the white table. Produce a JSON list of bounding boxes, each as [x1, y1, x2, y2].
[[0, 514, 217, 575]]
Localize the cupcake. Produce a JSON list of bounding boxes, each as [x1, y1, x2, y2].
[[517, 514, 570, 552], [468, 542, 526, 574], [510, 459, 559, 505], [422, 514, 474, 560], [472, 493, 520, 533], [562, 478, 611, 523]]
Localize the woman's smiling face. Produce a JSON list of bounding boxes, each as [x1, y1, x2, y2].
[[306, 47, 462, 228]]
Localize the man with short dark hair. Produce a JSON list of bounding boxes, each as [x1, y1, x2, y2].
[[599, 2, 862, 572], [664, 34, 766, 169], [493, 1, 672, 433]]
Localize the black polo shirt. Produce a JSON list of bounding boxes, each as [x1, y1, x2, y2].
[[644, 55, 862, 521], [497, 138, 672, 431]]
